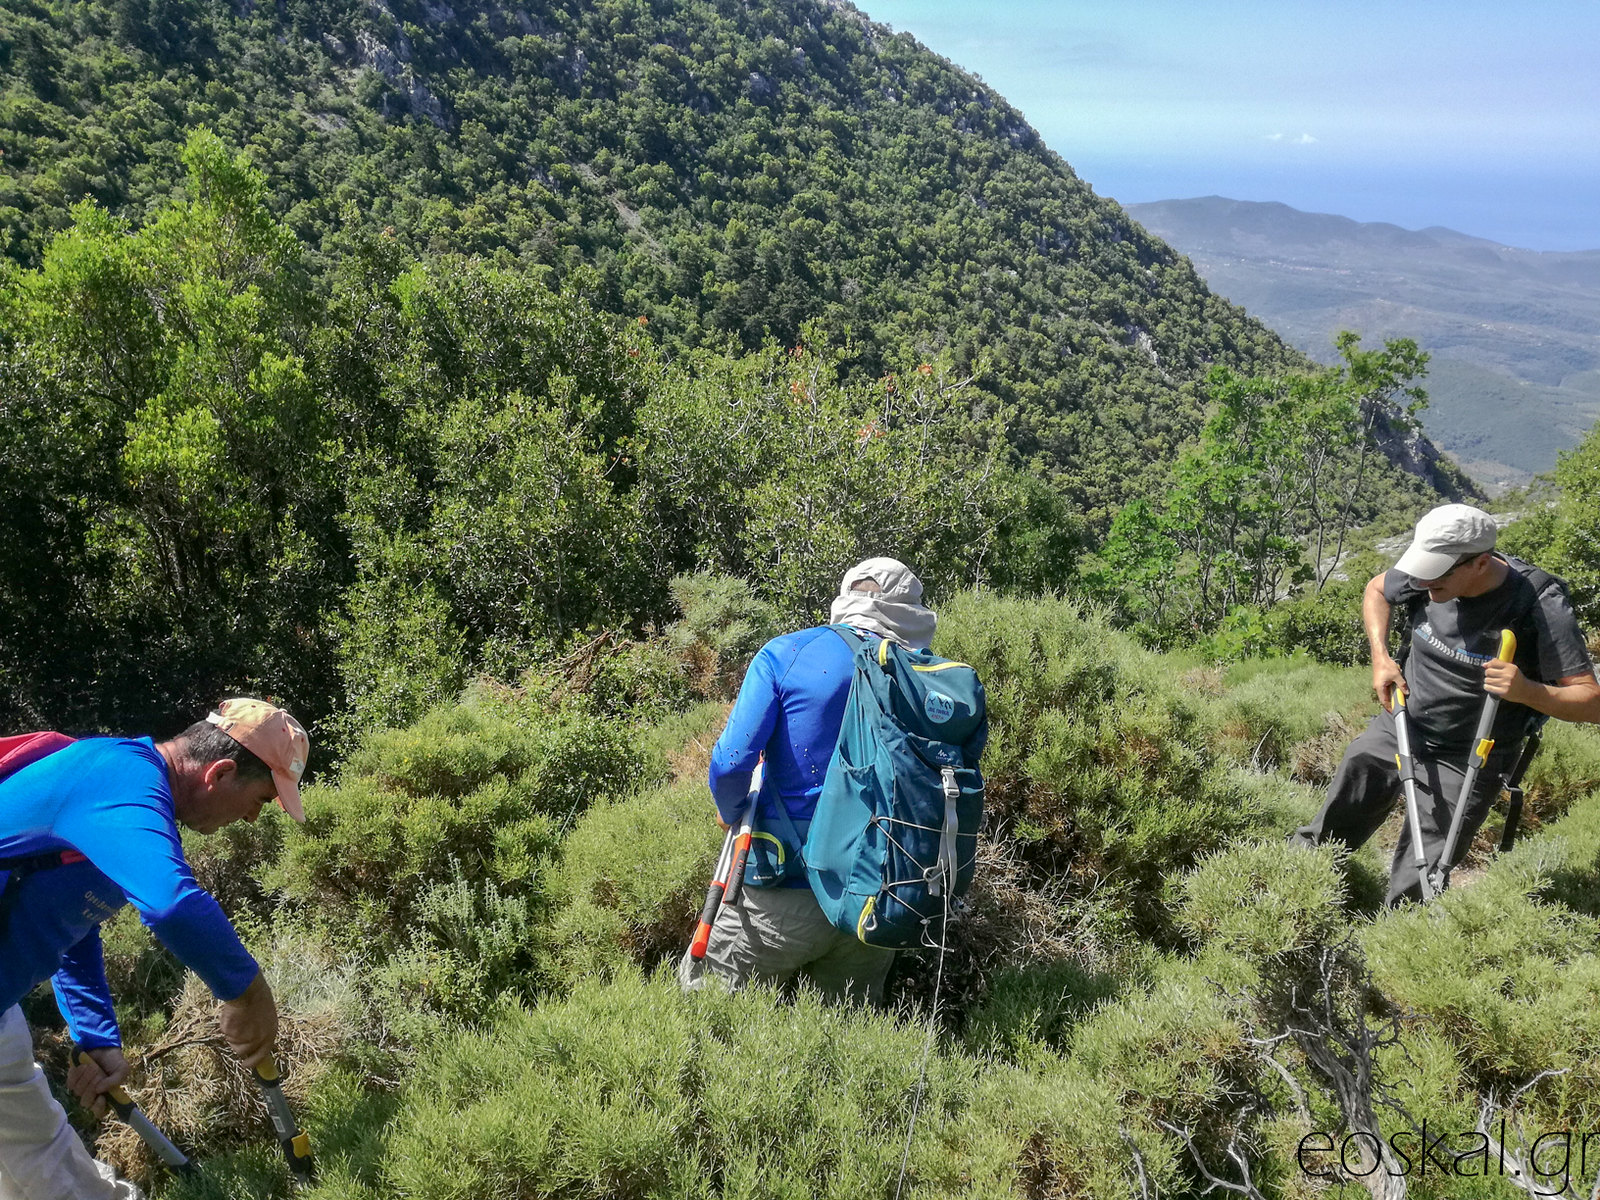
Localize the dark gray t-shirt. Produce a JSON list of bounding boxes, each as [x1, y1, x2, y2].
[[1386, 558, 1596, 754]]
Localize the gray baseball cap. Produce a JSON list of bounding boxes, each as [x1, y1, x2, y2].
[[1394, 504, 1498, 581]]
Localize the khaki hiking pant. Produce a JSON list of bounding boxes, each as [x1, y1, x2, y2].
[[1290, 710, 1518, 906], [0, 1005, 143, 1200], [678, 884, 895, 1005]]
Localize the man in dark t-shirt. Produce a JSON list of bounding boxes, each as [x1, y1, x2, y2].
[[1291, 504, 1600, 904]]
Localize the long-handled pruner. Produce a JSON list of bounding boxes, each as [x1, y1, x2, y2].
[[74, 1047, 196, 1176], [1430, 629, 1517, 896], [689, 763, 761, 960], [252, 1054, 315, 1186], [1391, 689, 1436, 902]]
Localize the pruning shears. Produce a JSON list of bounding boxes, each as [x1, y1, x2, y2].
[[1430, 629, 1517, 896], [74, 1047, 195, 1176], [75, 1046, 313, 1186], [1391, 688, 1435, 901]]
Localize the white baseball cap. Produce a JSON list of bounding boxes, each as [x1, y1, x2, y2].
[[1394, 504, 1499, 581]]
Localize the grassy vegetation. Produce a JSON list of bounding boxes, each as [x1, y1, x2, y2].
[[24, 583, 1596, 1198]]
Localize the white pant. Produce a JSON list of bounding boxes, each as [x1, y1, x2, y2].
[[0, 1005, 142, 1200]]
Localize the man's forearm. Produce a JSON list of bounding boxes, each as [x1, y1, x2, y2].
[[1362, 578, 1394, 663], [1514, 680, 1600, 725]]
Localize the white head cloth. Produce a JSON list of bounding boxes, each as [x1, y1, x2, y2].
[[828, 557, 937, 650]]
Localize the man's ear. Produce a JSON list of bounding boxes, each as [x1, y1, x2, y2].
[[201, 758, 238, 789]]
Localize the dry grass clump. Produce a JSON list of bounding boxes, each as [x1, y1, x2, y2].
[[661, 705, 730, 785], [93, 938, 360, 1189], [1178, 665, 1226, 696], [1289, 710, 1364, 785], [888, 833, 1108, 1024]]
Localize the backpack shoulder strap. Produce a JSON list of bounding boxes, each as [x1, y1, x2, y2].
[[0, 732, 74, 778], [0, 733, 80, 877], [828, 624, 866, 653], [1394, 591, 1428, 669], [1502, 556, 1565, 641]]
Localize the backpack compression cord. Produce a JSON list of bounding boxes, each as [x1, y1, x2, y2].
[[893, 881, 953, 1200]]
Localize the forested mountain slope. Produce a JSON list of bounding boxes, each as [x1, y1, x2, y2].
[[5, 0, 1317, 515], [0, 0, 1470, 740]]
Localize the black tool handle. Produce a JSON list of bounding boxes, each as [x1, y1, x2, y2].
[[252, 1057, 316, 1184], [1498, 727, 1543, 853]]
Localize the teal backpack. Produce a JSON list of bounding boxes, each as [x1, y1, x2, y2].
[[803, 627, 987, 949]]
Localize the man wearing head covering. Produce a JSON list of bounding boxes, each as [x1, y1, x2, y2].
[[681, 557, 936, 1002], [0, 699, 309, 1199], [1291, 505, 1600, 903]]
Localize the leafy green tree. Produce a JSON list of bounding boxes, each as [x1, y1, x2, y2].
[[634, 338, 1021, 622], [0, 129, 340, 732], [1095, 335, 1428, 641], [0, 0, 1318, 523], [1502, 428, 1600, 630]]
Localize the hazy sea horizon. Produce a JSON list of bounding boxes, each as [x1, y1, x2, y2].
[[1073, 155, 1600, 254]]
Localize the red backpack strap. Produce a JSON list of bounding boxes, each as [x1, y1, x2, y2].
[[0, 732, 75, 781]]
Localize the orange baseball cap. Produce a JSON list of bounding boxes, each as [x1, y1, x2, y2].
[[206, 698, 310, 822]]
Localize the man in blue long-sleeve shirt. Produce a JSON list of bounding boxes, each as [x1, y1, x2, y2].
[[681, 558, 937, 1004], [0, 698, 308, 1199]]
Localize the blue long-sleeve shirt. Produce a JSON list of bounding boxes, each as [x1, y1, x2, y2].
[[709, 626, 864, 886], [0, 737, 260, 1047]]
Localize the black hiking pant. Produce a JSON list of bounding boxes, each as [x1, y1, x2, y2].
[[1289, 710, 1518, 905]]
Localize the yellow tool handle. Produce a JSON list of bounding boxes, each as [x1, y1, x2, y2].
[[1497, 629, 1517, 662], [74, 1050, 134, 1114]]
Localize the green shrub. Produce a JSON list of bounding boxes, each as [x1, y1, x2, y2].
[[258, 692, 649, 1025], [1364, 869, 1600, 1099], [1520, 721, 1600, 830], [1358, 783, 1600, 1163], [933, 592, 1280, 940], [543, 778, 715, 985], [342, 704, 539, 800], [1204, 656, 1374, 773], [379, 973, 1018, 1200], [1522, 785, 1600, 915], [1267, 570, 1380, 666], [564, 572, 783, 720], [271, 775, 563, 944], [342, 693, 644, 813], [182, 804, 292, 923], [362, 869, 553, 1023], [962, 960, 1122, 1066], [1020, 953, 1261, 1197], [1178, 841, 1349, 963], [660, 571, 782, 701], [279, 696, 644, 929]]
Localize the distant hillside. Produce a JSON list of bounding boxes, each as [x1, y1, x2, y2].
[[1128, 196, 1600, 489], [0, 0, 1453, 518]]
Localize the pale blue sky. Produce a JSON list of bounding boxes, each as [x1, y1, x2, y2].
[[855, 0, 1600, 250]]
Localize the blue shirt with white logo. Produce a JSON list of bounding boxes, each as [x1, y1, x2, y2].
[[0, 738, 260, 1046]]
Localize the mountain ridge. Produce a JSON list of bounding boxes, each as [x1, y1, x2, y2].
[[1128, 196, 1600, 488], [0, 0, 1472, 516]]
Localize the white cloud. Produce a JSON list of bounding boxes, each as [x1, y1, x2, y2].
[[1264, 132, 1318, 144], [1296, 132, 1318, 144]]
